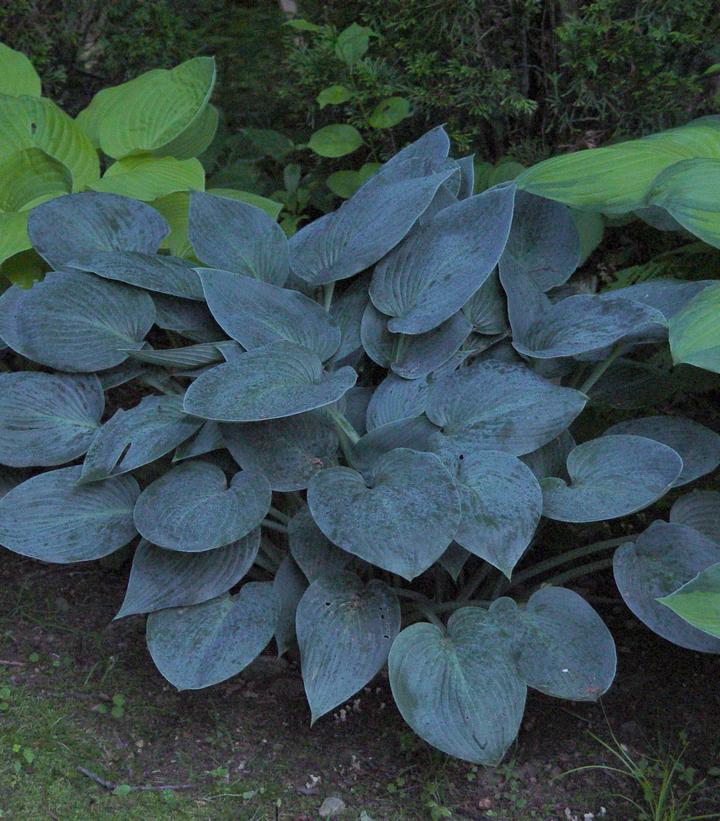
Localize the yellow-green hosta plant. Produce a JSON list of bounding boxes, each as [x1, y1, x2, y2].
[[2, 128, 720, 765], [0, 42, 280, 288]]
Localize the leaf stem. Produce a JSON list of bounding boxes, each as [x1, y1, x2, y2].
[[261, 518, 288, 534], [322, 282, 335, 312], [457, 562, 493, 601], [578, 344, 624, 395], [326, 406, 361, 445], [413, 603, 446, 631], [508, 535, 632, 589], [268, 505, 291, 525], [541, 557, 615, 588]]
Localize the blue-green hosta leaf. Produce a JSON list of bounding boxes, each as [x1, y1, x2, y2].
[[462, 270, 508, 334], [369, 185, 515, 334], [647, 158, 720, 248], [670, 491, 720, 543], [125, 342, 237, 370], [199, 269, 340, 361], [613, 279, 715, 321], [189, 192, 288, 286], [222, 411, 338, 492], [659, 563, 720, 639], [521, 431, 575, 481], [146, 582, 277, 690], [134, 461, 271, 552], [614, 521, 720, 653], [342, 386, 372, 435], [366, 373, 430, 432], [289, 157, 458, 286], [0, 466, 138, 562], [308, 448, 460, 580], [438, 542, 471, 581], [0, 272, 155, 372], [384, 126, 450, 170], [183, 341, 357, 423], [77, 57, 216, 160], [350, 416, 438, 475], [173, 421, 224, 462], [116, 530, 260, 618], [500, 191, 580, 291], [80, 395, 202, 483], [514, 587, 616, 700], [426, 360, 586, 457], [456, 155, 475, 200], [604, 416, 720, 487], [360, 302, 471, 380], [274, 555, 307, 657], [443, 450, 542, 577], [542, 435, 683, 523], [288, 506, 351, 583], [328, 274, 370, 367], [297, 573, 400, 722], [152, 294, 224, 343], [389, 607, 526, 765], [28, 192, 168, 270], [0, 372, 104, 467], [97, 356, 148, 390], [67, 251, 203, 300]]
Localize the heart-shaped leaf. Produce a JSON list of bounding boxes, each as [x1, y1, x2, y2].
[[351, 416, 438, 474], [604, 416, 720, 487], [80, 395, 202, 483], [462, 270, 508, 335], [659, 562, 720, 639], [222, 411, 338, 492], [288, 506, 351, 583], [426, 360, 586, 457], [89, 155, 205, 201], [297, 573, 400, 721], [134, 461, 271, 552], [308, 124, 363, 158], [542, 435, 683, 523], [289, 157, 457, 286], [438, 543, 471, 581], [28, 192, 168, 270], [146, 582, 277, 690], [0, 372, 104, 468], [366, 373, 431, 431], [0, 466, 138, 562], [614, 521, 720, 653], [189, 192, 288, 286], [670, 491, 720, 542], [308, 448, 460, 580], [199, 269, 340, 360], [0, 271, 155, 372], [369, 185, 515, 334], [183, 341, 357, 423], [116, 530, 260, 618]]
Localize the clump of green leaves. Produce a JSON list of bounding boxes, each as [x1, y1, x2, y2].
[[1, 126, 720, 766]]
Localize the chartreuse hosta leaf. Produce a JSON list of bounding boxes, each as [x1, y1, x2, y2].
[[288, 507, 351, 582], [442, 449, 542, 577], [542, 435, 683, 523], [614, 521, 720, 653], [361, 302, 471, 380], [0, 95, 99, 190], [0, 372, 104, 467], [308, 448, 461, 580], [189, 192, 288, 285], [297, 573, 400, 722], [89, 155, 205, 201], [28, 192, 168, 270], [0, 212, 32, 266], [0, 42, 41, 96], [134, 461, 271, 552], [0, 148, 72, 211], [0, 271, 155, 372], [659, 563, 720, 639], [369, 184, 515, 334], [222, 411, 338, 492], [76, 57, 216, 159], [425, 360, 586, 457], [500, 191, 579, 291], [670, 491, 720, 542], [604, 416, 720, 487], [116, 531, 260, 619], [146, 582, 277, 690], [183, 341, 357, 423], [80, 395, 202, 483], [199, 268, 340, 360], [389, 588, 615, 764], [289, 157, 458, 286], [0, 466, 139, 562], [669, 282, 720, 373]]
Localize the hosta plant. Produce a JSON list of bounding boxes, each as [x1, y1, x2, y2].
[[2, 126, 720, 765]]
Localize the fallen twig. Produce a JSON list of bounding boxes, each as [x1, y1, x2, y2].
[[0, 659, 25, 666], [77, 766, 197, 793]]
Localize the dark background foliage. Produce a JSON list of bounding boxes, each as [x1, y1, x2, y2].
[[2, 0, 718, 163]]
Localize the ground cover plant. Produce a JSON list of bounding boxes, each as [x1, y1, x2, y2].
[[1, 125, 720, 768]]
